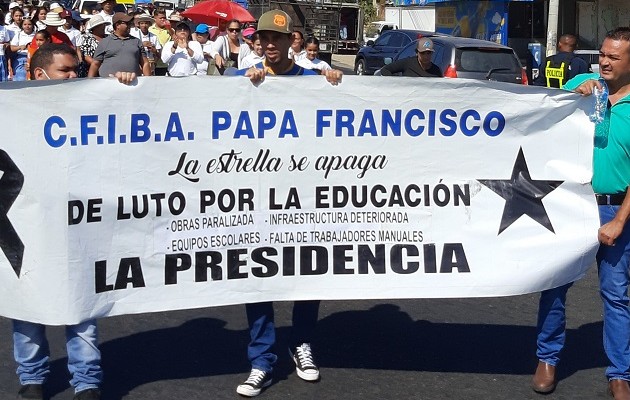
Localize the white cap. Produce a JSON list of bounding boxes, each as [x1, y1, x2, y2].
[[49, 2, 64, 13]]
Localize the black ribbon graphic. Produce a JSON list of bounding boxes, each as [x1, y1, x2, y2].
[[0, 150, 24, 277]]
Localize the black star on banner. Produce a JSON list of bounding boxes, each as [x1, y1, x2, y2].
[[479, 147, 563, 234], [0, 150, 25, 277]]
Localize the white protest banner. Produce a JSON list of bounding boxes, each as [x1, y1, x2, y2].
[[0, 76, 599, 325]]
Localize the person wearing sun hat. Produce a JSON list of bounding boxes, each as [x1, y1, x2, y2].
[[29, 11, 73, 48], [130, 12, 160, 74]]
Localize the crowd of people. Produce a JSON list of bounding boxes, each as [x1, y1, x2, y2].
[[0, 0, 334, 81]]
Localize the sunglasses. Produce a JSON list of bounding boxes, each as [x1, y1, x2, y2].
[[228, 27, 241, 32]]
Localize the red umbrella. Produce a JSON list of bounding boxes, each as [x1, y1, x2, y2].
[[182, 0, 256, 26]]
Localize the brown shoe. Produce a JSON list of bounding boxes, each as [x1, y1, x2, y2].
[[531, 361, 556, 394], [608, 379, 630, 400]]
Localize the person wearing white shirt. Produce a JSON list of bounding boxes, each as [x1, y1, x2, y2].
[[288, 30, 306, 62], [98, 0, 115, 35], [239, 33, 264, 70], [0, 22, 12, 81], [58, 10, 82, 46], [130, 14, 161, 75], [192, 23, 213, 75], [161, 22, 203, 76], [9, 17, 35, 80], [295, 36, 331, 73], [6, 7, 24, 36]]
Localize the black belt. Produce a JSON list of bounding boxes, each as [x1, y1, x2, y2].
[[596, 193, 626, 205]]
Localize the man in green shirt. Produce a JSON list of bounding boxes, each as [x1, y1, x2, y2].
[[533, 27, 630, 399]]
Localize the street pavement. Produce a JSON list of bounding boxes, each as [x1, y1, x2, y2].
[[0, 265, 611, 399], [332, 54, 356, 75]]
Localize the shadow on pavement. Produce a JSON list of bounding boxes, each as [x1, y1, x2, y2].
[[44, 304, 605, 399]]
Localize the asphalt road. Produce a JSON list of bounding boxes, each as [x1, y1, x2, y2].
[[0, 264, 611, 400]]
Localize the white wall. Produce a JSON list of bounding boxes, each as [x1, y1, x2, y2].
[[385, 6, 436, 31]]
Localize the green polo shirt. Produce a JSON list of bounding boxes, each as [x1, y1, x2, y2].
[[564, 73, 630, 194]]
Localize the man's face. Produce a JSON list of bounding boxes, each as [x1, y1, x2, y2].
[[599, 38, 630, 84], [35, 53, 78, 80], [114, 20, 130, 35], [259, 31, 291, 65], [138, 20, 151, 33], [154, 13, 167, 28], [416, 47, 433, 65], [196, 32, 208, 44], [102, 0, 115, 13]]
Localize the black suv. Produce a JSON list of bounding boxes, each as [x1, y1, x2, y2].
[[383, 36, 528, 84]]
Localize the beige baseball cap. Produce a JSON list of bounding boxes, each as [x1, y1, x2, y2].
[[255, 10, 292, 34]]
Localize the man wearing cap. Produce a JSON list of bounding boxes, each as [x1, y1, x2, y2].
[[238, 10, 342, 84], [30, 11, 74, 48], [97, 0, 115, 35], [130, 13, 160, 75], [380, 37, 442, 77], [88, 12, 151, 78], [234, 9, 342, 398], [58, 9, 82, 46], [149, 8, 173, 76]]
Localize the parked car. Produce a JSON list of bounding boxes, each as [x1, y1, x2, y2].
[[354, 29, 445, 75], [574, 49, 600, 73], [380, 36, 528, 85]]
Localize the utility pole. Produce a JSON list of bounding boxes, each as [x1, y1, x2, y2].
[[546, 0, 559, 56]]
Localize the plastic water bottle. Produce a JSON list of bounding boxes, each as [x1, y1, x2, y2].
[[590, 78, 609, 124]]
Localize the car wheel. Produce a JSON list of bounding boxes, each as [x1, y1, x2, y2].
[[355, 59, 367, 75]]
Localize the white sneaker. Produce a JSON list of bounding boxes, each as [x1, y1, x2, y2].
[[291, 343, 320, 381], [236, 368, 272, 397]]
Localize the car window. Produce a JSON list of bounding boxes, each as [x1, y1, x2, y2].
[[387, 33, 405, 48], [432, 43, 445, 70], [374, 32, 393, 47], [398, 41, 417, 59], [456, 49, 521, 73]]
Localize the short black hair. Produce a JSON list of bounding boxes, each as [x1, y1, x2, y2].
[[30, 43, 78, 80], [606, 27, 630, 42]]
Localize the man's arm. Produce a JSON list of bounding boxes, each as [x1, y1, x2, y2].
[[141, 55, 151, 76], [87, 60, 101, 77], [599, 187, 630, 246], [380, 58, 409, 76]]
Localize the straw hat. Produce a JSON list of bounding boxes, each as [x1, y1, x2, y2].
[[87, 14, 111, 31], [41, 11, 65, 26]]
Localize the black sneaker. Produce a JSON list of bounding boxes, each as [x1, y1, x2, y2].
[[17, 384, 43, 400], [236, 368, 272, 397], [290, 343, 320, 381], [73, 388, 101, 400]]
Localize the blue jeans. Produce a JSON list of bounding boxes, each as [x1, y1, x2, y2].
[[12, 319, 102, 393], [597, 205, 630, 380], [245, 300, 320, 373], [537, 282, 573, 366]]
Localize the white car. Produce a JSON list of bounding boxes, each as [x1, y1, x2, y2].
[[363, 21, 398, 45]]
